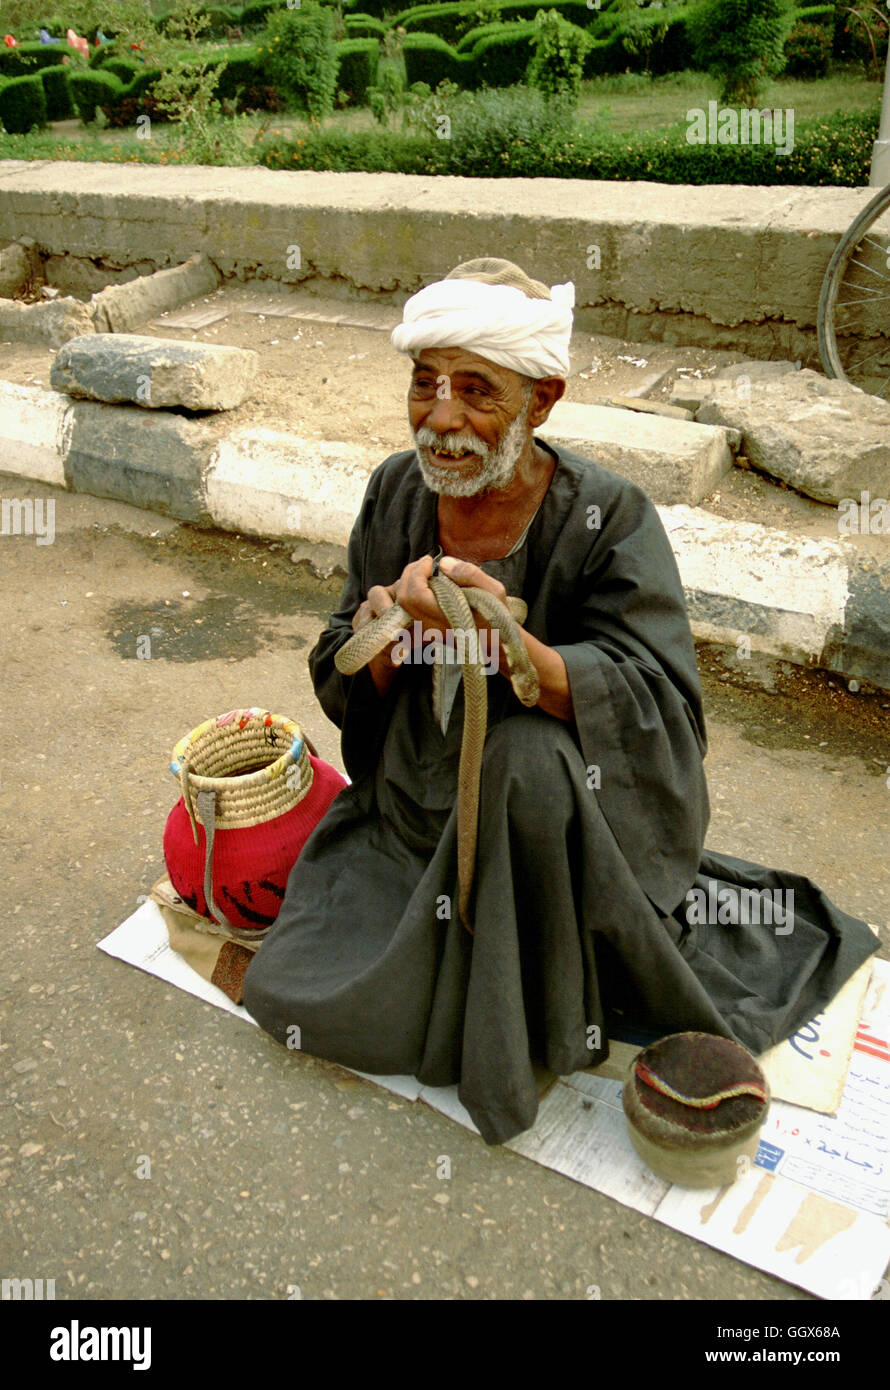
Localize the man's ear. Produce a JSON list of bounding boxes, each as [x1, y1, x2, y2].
[[528, 377, 566, 427]]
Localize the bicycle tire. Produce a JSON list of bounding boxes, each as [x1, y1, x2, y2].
[[817, 181, 890, 390]]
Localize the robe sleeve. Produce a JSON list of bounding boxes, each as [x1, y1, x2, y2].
[[546, 479, 710, 917], [307, 461, 404, 783]]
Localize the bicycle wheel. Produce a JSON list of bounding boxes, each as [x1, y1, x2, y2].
[[818, 182, 890, 400]]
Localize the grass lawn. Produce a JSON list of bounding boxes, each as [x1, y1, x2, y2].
[[0, 66, 882, 165]]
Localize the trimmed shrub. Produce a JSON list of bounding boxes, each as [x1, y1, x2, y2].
[[793, 4, 834, 28], [124, 67, 164, 100], [402, 33, 470, 86], [259, 3, 340, 118], [467, 23, 536, 87], [102, 57, 143, 84], [68, 68, 124, 123], [39, 63, 75, 120], [240, 0, 278, 28], [345, 13, 387, 37], [0, 40, 74, 77], [199, 5, 245, 36], [212, 45, 267, 99], [784, 19, 833, 76], [335, 38, 380, 103], [0, 73, 49, 133], [394, 0, 597, 39]]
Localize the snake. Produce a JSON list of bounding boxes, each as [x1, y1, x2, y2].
[[334, 556, 540, 932]]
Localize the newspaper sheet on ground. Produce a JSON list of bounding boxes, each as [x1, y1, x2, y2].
[[98, 902, 890, 1300]]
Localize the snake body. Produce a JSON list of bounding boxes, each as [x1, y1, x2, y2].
[[334, 570, 539, 931]]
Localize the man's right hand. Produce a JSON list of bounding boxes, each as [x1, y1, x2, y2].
[[352, 555, 448, 697]]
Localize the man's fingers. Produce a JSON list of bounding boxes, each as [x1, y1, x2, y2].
[[438, 555, 507, 605]]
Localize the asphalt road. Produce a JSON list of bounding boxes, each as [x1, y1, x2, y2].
[[1, 477, 888, 1304]]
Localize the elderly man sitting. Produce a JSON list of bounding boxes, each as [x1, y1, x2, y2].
[[243, 257, 877, 1145]]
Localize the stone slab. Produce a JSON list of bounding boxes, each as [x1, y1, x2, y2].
[[64, 401, 215, 523], [696, 369, 890, 504], [50, 333, 259, 411], [543, 401, 737, 506], [0, 295, 96, 348], [608, 395, 695, 421], [89, 252, 222, 334]]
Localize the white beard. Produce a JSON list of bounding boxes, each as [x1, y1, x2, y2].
[[413, 399, 532, 498]]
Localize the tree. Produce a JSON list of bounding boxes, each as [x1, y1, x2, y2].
[[688, 0, 795, 105]]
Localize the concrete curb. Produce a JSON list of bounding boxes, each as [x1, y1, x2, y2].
[[1, 381, 888, 693]]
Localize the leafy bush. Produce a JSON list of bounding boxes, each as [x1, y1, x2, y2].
[[784, 18, 832, 77], [260, 2, 339, 119], [39, 63, 74, 120], [689, 0, 794, 104], [67, 68, 124, 123], [99, 90, 173, 126], [335, 36, 380, 103], [0, 72, 49, 133], [526, 9, 591, 102]]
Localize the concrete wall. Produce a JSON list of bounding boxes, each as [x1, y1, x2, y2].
[[0, 161, 881, 359]]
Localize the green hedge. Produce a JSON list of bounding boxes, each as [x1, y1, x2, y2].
[[39, 63, 74, 120], [0, 72, 49, 133], [345, 12, 387, 36], [210, 44, 266, 98], [794, 4, 835, 26], [394, 0, 599, 37], [468, 22, 536, 87], [101, 57, 143, 83], [258, 105, 880, 185], [335, 37, 380, 102], [0, 40, 76, 77], [239, 0, 278, 28], [67, 68, 124, 122], [402, 32, 470, 86]]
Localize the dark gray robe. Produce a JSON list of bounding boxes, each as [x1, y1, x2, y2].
[[243, 440, 879, 1144]]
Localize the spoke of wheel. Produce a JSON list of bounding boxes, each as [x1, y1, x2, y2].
[[847, 255, 890, 283]]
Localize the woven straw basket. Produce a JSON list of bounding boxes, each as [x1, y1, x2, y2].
[[170, 706, 313, 838]]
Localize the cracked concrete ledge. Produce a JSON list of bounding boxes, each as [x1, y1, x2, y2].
[[0, 163, 882, 359], [1, 379, 888, 693]]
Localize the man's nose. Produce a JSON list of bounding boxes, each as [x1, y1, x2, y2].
[[425, 393, 468, 433]]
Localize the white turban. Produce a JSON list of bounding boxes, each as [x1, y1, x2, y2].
[[391, 276, 575, 379]]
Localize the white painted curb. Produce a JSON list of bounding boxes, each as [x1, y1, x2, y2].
[[0, 382, 72, 488], [205, 427, 375, 546], [658, 505, 850, 664]]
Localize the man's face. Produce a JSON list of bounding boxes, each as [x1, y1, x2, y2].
[[408, 348, 535, 498]]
